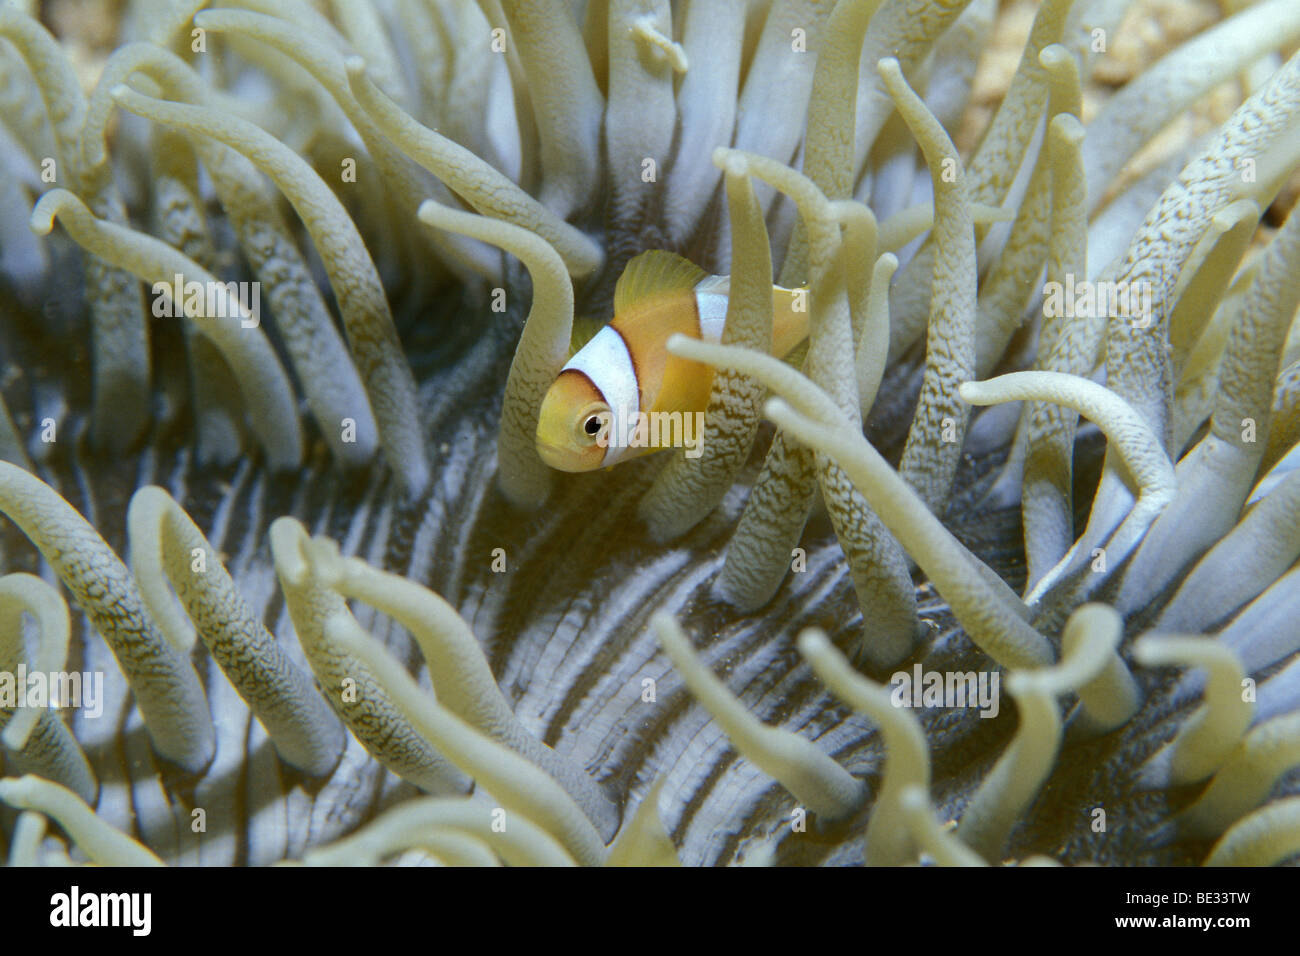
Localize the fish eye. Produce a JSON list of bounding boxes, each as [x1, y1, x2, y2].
[[573, 404, 611, 445]]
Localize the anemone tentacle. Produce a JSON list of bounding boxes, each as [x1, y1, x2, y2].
[[108, 82, 431, 493], [0, 775, 163, 865], [0, 573, 97, 803], [0, 462, 214, 772]]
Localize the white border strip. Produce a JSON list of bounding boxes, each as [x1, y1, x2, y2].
[[562, 325, 641, 465]]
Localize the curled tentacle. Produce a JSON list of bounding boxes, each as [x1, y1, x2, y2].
[[0, 462, 214, 772], [653, 614, 865, 822], [127, 487, 345, 777], [1133, 636, 1252, 788], [0, 573, 97, 803], [0, 775, 163, 865]]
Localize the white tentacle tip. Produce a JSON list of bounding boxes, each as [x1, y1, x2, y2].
[[416, 199, 457, 231], [664, 332, 696, 358], [796, 628, 831, 658], [763, 396, 793, 423], [1037, 43, 1072, 69], [269, 517, 312, 588], [344, 55, 368, 80], [1130, 635, 1171, 668], [717, 151, 749, 178], [28, 194, 60, 235], [1049, 113, 1086, 142], [877, 57, 903, 81]]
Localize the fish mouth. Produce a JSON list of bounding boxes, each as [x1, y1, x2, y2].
[[535, 439, 592, 473]]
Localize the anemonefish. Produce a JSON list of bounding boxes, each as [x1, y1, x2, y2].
[[535, 249, 810, 472]]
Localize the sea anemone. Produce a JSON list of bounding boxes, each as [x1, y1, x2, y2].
[[1, 0, 1299, 867]]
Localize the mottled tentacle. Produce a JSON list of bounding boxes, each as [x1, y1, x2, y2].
[[1021, 113, 1092, 590], [416, 199, 572, 512], [307, 533, 619, 839], [654, 614, 865, 822], [1116, 202, 1300, 613], [638, 151, 775, 539], [30, 189, 305, 471], [880, 58, 977, 511], [109, 84, 431, 494], [669, 338, 1052, 668], [0, 8, 150, 450], [127, 487, 345, 777], [323, 611, 608, 865], [269, 517, 470, 794], [0, 462, 214, 772], [0, 573, 97, 803], [499, 1, 604, 220]]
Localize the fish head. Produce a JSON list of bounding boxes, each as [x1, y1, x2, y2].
[[535, 370, 611, 472]]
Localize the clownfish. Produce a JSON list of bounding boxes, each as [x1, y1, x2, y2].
[[535, 249, 810, 472]]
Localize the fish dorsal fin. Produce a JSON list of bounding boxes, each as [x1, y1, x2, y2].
[[613, 250, 708, 315]]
